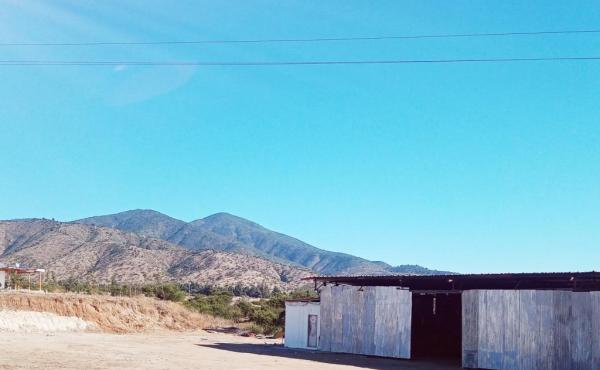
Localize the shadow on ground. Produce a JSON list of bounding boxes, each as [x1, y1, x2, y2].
[[196, 342, 461, 370]]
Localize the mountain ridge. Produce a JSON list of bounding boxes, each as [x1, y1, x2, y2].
[[75, 209, 452, 275]]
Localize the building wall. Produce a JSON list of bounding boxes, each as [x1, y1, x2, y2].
[[0, 271, 5, 289], [463, 290, 600, 370], [318, 285, 412, 358], [284, 301, 321, 349]]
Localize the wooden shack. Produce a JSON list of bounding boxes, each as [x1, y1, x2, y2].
[[296, 272, 600, 370]]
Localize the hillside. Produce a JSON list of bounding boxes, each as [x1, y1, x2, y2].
[[76, 210, 452, 275], [0, 219, 309, 290]]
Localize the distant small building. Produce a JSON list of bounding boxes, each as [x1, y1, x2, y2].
[[0, 264, 46, 290], [0, 268, 5, 289], [285, 272, 600, 370]]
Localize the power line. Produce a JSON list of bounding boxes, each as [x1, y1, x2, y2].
[[1, 56, 600, 66], [1, 29, 600, 46]]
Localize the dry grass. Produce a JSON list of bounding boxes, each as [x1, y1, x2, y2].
[[0, 291, 230, 333]]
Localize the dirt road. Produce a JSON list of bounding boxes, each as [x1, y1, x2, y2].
[[0, 331, 460, 370]]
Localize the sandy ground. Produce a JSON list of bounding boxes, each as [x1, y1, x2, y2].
[[0, 331, 460, 370]]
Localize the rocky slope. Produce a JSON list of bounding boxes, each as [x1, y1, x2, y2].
[[77, 210, 451, 275], [0, 219, 309, 290]]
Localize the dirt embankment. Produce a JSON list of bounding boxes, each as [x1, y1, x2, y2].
[[0, 292, 229, 333], [0, 310, 93, 332]]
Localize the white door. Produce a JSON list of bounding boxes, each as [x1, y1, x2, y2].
[[307, 314, 319, 348]]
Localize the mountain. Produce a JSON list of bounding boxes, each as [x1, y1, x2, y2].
[[76, 209, 186, 240], [0, 219, 310, 289], [76, 210, 452, 275]]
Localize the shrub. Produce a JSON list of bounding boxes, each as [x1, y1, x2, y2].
[[184, 291, 243, 321], [142, 283, 186, 302]]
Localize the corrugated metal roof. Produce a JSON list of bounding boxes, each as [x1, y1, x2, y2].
[[284, 298, 320, 303], [303, 271, 600, 291]]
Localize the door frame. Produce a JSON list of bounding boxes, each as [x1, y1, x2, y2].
[[307, 314, 319, 348]]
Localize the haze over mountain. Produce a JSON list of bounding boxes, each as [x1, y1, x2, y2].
[[0, 219, 309, 290], [76, 209, 451, 275]]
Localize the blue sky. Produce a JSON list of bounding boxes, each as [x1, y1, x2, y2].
[[1, 1, 599, 273]]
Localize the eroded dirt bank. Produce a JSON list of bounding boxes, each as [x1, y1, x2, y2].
[[0, 292, 228, 333]]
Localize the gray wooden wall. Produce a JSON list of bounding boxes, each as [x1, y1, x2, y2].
[[463, 290, 600, 370], [319, 285, 412, 358]]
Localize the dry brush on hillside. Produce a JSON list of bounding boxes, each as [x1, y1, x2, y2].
[[0, 219, 310, 290], [0, 292, 230, 333]]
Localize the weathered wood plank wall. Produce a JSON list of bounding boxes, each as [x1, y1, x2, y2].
[[553, 291, 572, 370], [518, 290, 536, 370], [592, 292, 600, 370], [463, 290, 600, 370], [462, 289, 479, 368], [572, 292, 593, 370], [318, 285, 412, 359], [318, 286, 332, 351], [503, 290, 519, 370]]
